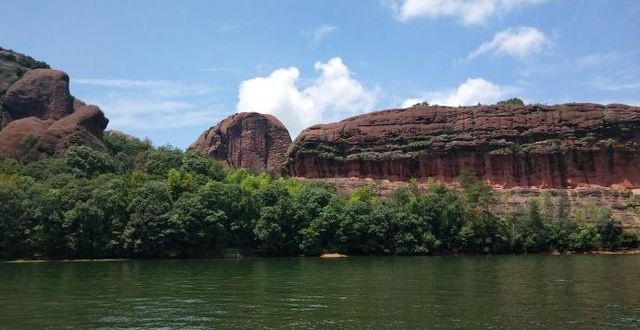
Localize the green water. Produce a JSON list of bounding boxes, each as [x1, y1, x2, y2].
[[0, 256, 639, 329]]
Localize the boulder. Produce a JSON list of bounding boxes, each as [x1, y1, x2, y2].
[[190, 112, 292, 172], [0, 62, 109, 160], [3, 69, 74, 121], [0, 99, 108, 159]]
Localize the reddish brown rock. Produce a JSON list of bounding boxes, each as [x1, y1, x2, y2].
[[286, 103, 640, 188], [0, 117, 50, 158], [4, 69, 74, 121], [0, 99, 108, 159], [0, 66, 109, 160], [190, 112, 292, 172]]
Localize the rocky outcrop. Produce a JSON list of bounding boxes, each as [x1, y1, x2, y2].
[[4, 69, 74, 121], [286, 103, 640, 188], [189, 112, 292, 172], [0, 48, 109, 159], [0, 99, 108, 159]]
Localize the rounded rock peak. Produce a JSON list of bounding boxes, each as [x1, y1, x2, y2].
[[190, 112, 292, 172], [4, 68, 74, 121]]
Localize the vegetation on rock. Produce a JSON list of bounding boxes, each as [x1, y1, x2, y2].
[[286, 103, 640, 188], [0, 134, 637, 260], [497, 97, 525, 106]]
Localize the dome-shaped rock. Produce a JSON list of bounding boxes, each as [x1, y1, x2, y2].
[[189, 112, 292, 172]]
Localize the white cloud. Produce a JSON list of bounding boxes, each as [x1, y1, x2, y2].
[[389, 0, 546, 25], [74, 79, 218, 97], [468, 26, 551, 60], [402, 77, 514, 107], [214, 21, 255, 32], [236, 57, 378, 137], [312, 24, 337, 43], [94, 99, 216, 130], [576, 52, 624, 68], [72, 78, 220, 130], [591, 79, 640, 92]]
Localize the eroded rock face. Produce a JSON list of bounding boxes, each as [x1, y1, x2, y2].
[[0, 55, 109, 160], [286, 103, 640, 188], [4, 69, 74, 121], [0, 99, 108, 159], [190, 112, 292, 172]]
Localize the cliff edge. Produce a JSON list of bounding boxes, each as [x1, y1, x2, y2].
[[286, 103, 640, 188]]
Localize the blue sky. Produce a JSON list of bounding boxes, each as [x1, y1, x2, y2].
[[2, 0, 639, 148]]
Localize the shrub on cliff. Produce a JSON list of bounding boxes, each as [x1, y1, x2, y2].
[[497, 98, 525, 106]]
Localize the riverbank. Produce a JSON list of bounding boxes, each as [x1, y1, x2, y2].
[[548, 249, 640, 256], [3, 258, 131, 263], [5, 250, 640, 263]]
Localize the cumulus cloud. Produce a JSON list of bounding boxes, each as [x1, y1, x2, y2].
[[468, 26, 551, 60], [312, 24, 337, 43], [237, 57, 378, 137], [73, 78, 220, 130], [389, 0, 546, 25], [401, 77, 514, 107]]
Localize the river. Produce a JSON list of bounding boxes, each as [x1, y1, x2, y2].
[[1, 256, 639, 328]]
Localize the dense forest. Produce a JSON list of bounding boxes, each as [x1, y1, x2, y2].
[[0, 132, 637, 260]]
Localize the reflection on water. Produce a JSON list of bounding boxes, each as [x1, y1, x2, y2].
[[0, 256, 639, 328]]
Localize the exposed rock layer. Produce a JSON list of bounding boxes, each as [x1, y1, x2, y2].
[[190, 112, 292, 172], [287, 103, 640, 188], [304, 177, 640, 233], [0, 48, 108, 159]]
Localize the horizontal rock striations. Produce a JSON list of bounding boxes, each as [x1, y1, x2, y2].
[[0, 48, 109, 160], [189, 112, 292, 172], [286, 103, 640, 188]]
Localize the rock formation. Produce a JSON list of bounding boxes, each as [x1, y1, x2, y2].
[[190, 112, 292, 172], [0, 48, 109, 160], [302, 177, 640, 232], [4, 69, 74, 121], [286, 103, 640, 189]]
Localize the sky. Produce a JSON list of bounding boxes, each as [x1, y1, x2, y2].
[[1, 0, 639, 148]]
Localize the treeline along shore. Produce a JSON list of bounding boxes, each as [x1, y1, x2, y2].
[[1, 132, 637, 260]]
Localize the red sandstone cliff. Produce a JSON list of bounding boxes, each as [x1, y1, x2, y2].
[[189, 112, 292, 172], [0, 66, 108, 160], [286, 103, 640, 189]]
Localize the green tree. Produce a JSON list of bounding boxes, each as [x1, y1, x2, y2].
[[167, 168, 195, 201], [169, 192, 226, 256], [143, 146, 183, 177], [65, 145, 115, 178], [497, 98, 525, 106], [181, 150, 226, 182], [0, 181, 29, 259], [62, 200, 106, 258], [123, 181, 174, 256]]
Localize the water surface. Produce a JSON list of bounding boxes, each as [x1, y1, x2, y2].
[[1, 256, 639, 328]]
